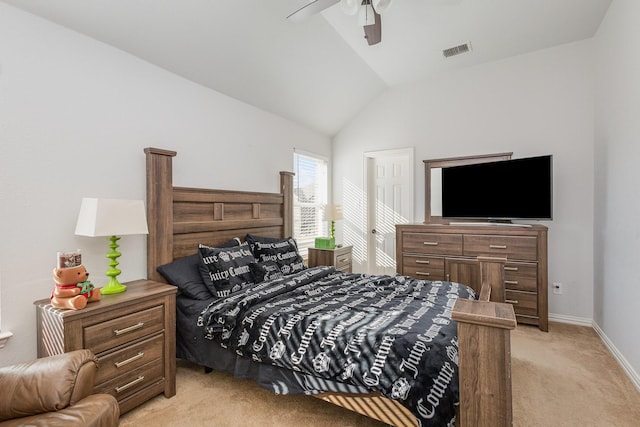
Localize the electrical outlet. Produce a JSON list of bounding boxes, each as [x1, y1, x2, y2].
[[552, 282, 563, 295]]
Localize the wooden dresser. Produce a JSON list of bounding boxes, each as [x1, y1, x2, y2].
[[396, 223, 548, 331], [307, 245, 353, 273], [34, 279, 177, 413]]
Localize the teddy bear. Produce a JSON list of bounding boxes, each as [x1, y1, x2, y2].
[[51, 265, 101, 310]]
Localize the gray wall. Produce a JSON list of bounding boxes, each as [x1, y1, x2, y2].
[[0, 4, 330, 366], [594, 0, 640, 387]]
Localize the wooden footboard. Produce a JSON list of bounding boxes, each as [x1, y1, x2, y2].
[[453, 257, 516, 427], [144, 148, 516, 427]]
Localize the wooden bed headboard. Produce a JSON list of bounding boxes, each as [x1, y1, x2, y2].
[[144, 147, 294, 282]]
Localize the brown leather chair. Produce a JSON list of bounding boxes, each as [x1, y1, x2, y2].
[[0, 349, 119, 427]]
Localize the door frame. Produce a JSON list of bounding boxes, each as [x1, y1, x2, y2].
[[364, 148, 415, 274]]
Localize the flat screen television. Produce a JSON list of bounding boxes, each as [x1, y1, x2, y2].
[[441, 155, 553, 221]]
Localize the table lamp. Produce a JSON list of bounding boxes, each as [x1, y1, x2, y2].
[[323, 204, 343, 240], [75, 198, 149, 294]]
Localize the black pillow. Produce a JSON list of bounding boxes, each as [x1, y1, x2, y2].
[[250, 261, 285, 283], [198, 242, 256, 298], [156, 238, 241, 300], [245, 234, 306, 275], [157, 254, 211, 300]]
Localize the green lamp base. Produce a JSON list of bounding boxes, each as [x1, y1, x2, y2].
[[100, 277, 127, 295], [101, 235, 127, 294]]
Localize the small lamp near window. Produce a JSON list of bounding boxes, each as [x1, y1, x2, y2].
[[75, 198, 148, 295], [323, 204, 344, 241]]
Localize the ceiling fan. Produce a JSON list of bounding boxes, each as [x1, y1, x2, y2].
[[287, 0, 393, 46]]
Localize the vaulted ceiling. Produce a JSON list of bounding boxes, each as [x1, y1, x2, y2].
[[2, 0, 612, 135]]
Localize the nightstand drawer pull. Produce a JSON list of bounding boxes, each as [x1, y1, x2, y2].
[[423, 242, 438, 246], [505, 280, 519, 285], [114, 352, 145, 368], [115, 375, 145, 393], [504, 266, 519, 271], [337, 256, 350, 263], [415, 260, 430, 264], [114, 322, 145, 336], [416, 272, 431, 277], [489, 244, 507, 249], [506, 299, 519, 305]]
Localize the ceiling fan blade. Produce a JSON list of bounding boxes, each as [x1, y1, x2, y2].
[[363, 10, 381, 45], [287, 0, 340, 22]]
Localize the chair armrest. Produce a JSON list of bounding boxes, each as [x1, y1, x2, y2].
[[0, 350, 98, 421], [0, 394, 119, 427]]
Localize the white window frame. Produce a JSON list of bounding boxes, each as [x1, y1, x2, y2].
[[293, 149, 329, 258]]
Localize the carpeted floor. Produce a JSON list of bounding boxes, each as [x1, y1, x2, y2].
[[119, 323, 640, 426]]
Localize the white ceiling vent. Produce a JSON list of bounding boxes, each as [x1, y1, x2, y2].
[[442, 42, 472, 58]]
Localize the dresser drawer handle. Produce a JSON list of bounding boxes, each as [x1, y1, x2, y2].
[[505, 280, 519, 285], [113, 322, 145, 336], [506, 299, 519, 304], [415, 259, 430, 264], [504, 266, 519, 271], [337, 257, 350, 263], [489, 244, 507, 249], [114, 352, 145, 368], [115, 375, 145, 393], [416, 272, 431, 277], [423, 242, 438, 246]]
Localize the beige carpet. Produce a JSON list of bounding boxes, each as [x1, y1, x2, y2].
[[119, 323, 640, 426]]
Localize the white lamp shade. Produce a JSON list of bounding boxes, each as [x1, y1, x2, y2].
[[340, 0, 359, 15], [75, 198, 149, 237], [358, 3, 376, 26], [323, 204, 344, 221], [372, 0, 392, 14]]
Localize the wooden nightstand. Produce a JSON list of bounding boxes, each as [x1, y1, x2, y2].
[[34, 279, 177, 414], [308, 245, 353, 273]]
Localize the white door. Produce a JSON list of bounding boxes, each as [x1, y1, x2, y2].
[[366, 149, 414, 275]]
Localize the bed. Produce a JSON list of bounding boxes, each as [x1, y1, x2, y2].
[[144, 147, 517, 427]]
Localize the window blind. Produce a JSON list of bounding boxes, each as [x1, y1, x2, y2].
[[293, 151, 328, 258]]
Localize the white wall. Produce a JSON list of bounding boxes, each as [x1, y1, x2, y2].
[[594, 0, 640, 382], [0, 4, 330, 366], [333, 40, 595, 323]]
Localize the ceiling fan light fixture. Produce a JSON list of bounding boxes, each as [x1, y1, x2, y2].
[[340, 0, 359, 15], [372, 0, 392, 14], [358, 3, 376, 26]]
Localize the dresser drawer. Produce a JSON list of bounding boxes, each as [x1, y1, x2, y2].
[[95, 358, 163, 401], [403, 233, 463, 255], [335, 252, 352, 270], [84, 305, 165, 354], [402, 256, 445, 280], [95, 333, 164, 385], [504, 262, 537, 292], [336, 264, 352, 273], [463, 235, 537, 261], [505, 290, 538, 318]]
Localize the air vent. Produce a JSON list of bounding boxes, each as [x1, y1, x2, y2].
[[442, 42, 472, 58]]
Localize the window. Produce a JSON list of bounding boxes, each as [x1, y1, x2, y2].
[[293, 151, 328, 258]]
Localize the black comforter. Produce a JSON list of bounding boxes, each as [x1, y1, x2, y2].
[[198, 266, 476, 426]]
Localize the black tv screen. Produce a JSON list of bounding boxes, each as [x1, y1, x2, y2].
[[441, 155, 553, 221]]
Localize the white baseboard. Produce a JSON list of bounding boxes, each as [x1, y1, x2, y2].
[[591, 321, 640, 393], [548, 312, 593, 327]]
